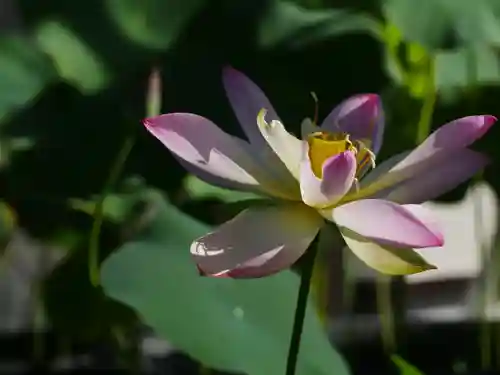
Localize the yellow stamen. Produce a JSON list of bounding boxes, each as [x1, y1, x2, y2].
[[307, 131, 356, 178], [307, 131, 376, 179]]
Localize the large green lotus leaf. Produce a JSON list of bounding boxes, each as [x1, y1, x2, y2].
[[105, 0, 207, 50], [258, 0, 380, 49], [435, 45, 500, 89], [101, 190, 350, 375], [383, 0, 500, 50]]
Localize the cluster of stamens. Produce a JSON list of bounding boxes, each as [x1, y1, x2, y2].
[[308, 131, 376, 192]]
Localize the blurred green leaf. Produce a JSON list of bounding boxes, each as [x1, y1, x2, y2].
[[392, 355, 425, 375], [105, 0, 207, 50], [0, 202, 16, 256], [35, 21, 109, 94], [0, 36, 55, 122], [383, 0, 500, 50], [184, 174, 259, 202], [258, 0, 380, 49], [69, 194, 138, 223], [101, 190, 350, 375], [435, 46, 500, 89]]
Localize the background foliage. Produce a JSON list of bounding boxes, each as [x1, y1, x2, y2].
[[1, 0, 500, 374]]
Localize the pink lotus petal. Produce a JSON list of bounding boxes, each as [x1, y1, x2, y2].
[[385, 148, 489, 204], [321, 94, 384, 154], [394, 115, 496, 171], [360, 151, 411, 187], [300, 149, 357, 208], [331, 199, 444, 248], [222, 67, 299, 186], [143, 113, 296, 199], [191, 203, 323, 277]]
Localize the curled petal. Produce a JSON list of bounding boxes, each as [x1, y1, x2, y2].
[[143, 113, 298, 199], [330, 199, 444, 248], [385, 149, 489, 204], [191, 203, 323, 277], [300, 149, 357, 208], [321, 94, 384, 154], [340, 227, 436, 275], [394, 115, 496, 171], [257, 109, 302, 179]]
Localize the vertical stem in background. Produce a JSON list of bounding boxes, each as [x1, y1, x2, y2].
[[376, 274, 396, 353], [415, 57, 436, 144], [478, 195, 491, 370], [88, 68, 162, 286], [286, 237, 319, 375], [375, 49, 437, 354], [473, 170, 493, 370]]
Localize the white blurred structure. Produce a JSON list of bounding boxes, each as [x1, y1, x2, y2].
[[0, 230, 65, 332], [330, 182, 500, 341]]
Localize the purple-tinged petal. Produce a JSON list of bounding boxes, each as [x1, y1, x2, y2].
[[191, 203, 322, 277], [360, 151, 411, 187], [321, 94, 384, 154], [385, 149, 489, 204], [394, 115, 496, 171], [339, 227, 436, 275], [330, 199, 444, 248], [300, 149, 357, 208], [222, 67, 281, 149], [222, 67, 299, 187], [351, 147, 486, 204], [143, 113, 296, 199]]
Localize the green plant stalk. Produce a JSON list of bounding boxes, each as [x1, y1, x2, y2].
[[88, 135, 135, 286], [474, 170, 492, 370], [88, 68, 162, 286], [375, 50, 437, 354], [285, 237, 319, 375], [376, 274, 395, 353]]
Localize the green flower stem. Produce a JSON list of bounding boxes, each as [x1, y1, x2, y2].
[[286, 237, 319, 375], [88, 135, 135, 286], [88, 68, 161, 286]]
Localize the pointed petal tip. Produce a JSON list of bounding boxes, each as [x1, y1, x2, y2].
[[432, 235, 445, 248], [405, 263, 437, 275], [484, 114, 497, 126], [143, 114, 167, 128], [222, 65, 243, 81], [142, 117, 154, 129], [353, 93, 381, 108], [363, 93, 381, 102]]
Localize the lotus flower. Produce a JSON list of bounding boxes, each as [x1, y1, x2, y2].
[[143, 67, 495, 277]]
